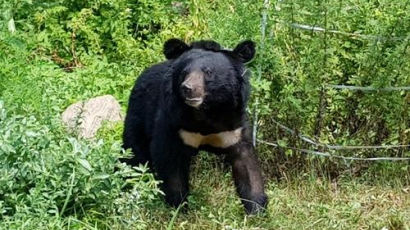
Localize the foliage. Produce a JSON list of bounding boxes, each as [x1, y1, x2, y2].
[[0, 101, 161, 229], [0, 0, 409, 228], [196, 0, 409, 167]]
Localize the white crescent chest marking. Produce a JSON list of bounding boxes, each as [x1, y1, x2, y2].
[[179, 128, 243, 148]]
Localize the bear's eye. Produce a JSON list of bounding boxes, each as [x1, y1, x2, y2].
[[205, 73, 215, 81], [180, 70, 189, 79], [203, 67, 214, 80]]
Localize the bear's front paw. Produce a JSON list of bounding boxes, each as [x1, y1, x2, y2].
[[243, 193, 268, 215], [165, 191, 188, 208]]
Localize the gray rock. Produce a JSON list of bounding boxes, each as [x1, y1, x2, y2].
[[62, 95, 123, 138]]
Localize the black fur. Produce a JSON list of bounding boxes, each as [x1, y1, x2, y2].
[[122, 39, 267, 214]]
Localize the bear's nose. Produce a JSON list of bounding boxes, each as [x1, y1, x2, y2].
[[181, 84, 193, 95]]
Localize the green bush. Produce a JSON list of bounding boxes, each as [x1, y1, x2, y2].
[[0, 101, 161, 228], [192, 0, 409, 172], [0, 0, 409, 227]]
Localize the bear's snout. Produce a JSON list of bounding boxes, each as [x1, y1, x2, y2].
[[181, 83, 194, 96], [181, 71, 205, 108]]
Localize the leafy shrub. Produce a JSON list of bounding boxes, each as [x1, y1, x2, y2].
[[0, 101, 161, 228], [191, 0, 409, 174]]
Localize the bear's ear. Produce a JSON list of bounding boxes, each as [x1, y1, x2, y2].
[[163, 38, 190, 59], [233, 40, 255, 63]]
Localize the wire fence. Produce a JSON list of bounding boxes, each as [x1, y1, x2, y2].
[[270, 118, 410, 150], [253, 0, 410, 162], [257, 139, 410, 161], [252, 0, 270, 147], [326, 84, 410, 91], [256, 119, 410, 161], [278, 20, 410, 41]]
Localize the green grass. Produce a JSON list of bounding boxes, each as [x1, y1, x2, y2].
[[132, 153, 408, 230], [63, 153, 410, 230]]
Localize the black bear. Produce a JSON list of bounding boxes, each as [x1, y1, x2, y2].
[[122, 38, 267, 214]]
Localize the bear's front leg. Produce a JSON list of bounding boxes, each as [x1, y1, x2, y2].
[[161, 156, 191, 207], [151, 134, 193, 208], [227, 142, 268, 214]]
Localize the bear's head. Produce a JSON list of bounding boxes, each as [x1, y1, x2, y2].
[[163, 38, 255, 110]]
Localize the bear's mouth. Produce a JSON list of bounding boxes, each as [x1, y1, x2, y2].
[[185, 97, 203, 108]]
